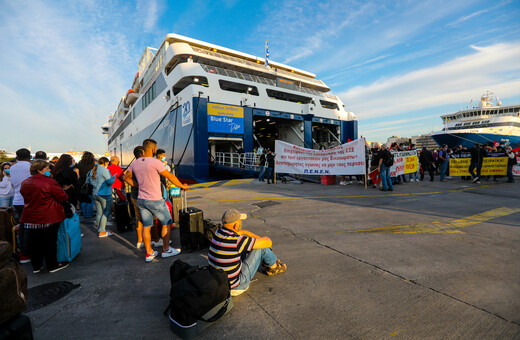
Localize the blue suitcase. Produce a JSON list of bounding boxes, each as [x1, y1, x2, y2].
[[57, 213, 81, 262]]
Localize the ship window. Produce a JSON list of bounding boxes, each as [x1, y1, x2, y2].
[[266, 89, 312, 104], [499, 109, 503, 113], [320, 100, 339, 110], [172, 76, 209, 96], [218, 80, 259, 95]]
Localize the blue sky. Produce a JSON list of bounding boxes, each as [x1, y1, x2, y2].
[[1, 0, 519, 154]]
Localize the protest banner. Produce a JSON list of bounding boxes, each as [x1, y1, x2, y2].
[[449, 153, 508, 176], [274, 139, 366, 175], [512, 153, 520, 177], [389, 150, 418, 177]]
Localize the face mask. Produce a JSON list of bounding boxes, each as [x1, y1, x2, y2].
[[161, 157, 166, 162], [70, 163, 75, 168], [44, 171, 51, 177], [4, 170, 10, 175]]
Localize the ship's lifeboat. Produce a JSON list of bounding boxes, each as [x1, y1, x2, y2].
[[125, 89, 138, 106]]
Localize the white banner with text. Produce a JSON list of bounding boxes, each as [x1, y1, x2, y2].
[[390, 150, 419, 177], [275, 139, 366, 175]]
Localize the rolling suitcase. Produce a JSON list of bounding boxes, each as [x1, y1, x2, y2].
[[115, 201, 132, 233], [0, 314, 34, 340], [178, 191, 204, 252], [57, 213, 81, 263]]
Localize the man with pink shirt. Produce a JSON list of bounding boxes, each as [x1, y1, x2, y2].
[[124, 139, 190, 262]]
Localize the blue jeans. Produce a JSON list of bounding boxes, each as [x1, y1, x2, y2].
[[0, 196, 13, 208], [409, 171, 418, 181], [235, 248, 277, 290], [266, 167, 274, 183], [93, 194, 112, 232], [258, 166, 266, 181], [380, 165, 393, 191], [507, 165, 514, 182], [440, 161, 448, 180]]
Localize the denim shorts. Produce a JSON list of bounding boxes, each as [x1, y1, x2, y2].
[[137, 199, 172, 227]]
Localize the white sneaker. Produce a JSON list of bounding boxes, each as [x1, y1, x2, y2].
[[230, 285, 249, 296], [151, 239, 163, 248], [339, 181, 346, 186], [136, 242, 144, 249], [472, 177, 479, 183], [357, 180, 363, 184], [161, 247, 181, 258], [349, 181, 353, 184], [416, 179, 420, 182], [145, 251, 158, 262]]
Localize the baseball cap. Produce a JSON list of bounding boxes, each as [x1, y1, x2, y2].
[[222, 209, 247, 224]]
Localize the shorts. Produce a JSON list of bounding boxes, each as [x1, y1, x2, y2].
[[137, 198, 172, 227], [130, 197, 142, 223]]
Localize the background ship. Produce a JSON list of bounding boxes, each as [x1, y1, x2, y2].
[[431, 91, 520, 149]]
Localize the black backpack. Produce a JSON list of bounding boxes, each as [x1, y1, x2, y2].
[[164, 260, 230, 327], [383, 150, 394, 167]]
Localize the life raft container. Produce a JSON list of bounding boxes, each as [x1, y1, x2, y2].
[[125, 89, 138, 106]]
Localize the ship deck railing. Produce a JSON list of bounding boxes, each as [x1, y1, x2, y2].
[[213, 152, 264, 171]]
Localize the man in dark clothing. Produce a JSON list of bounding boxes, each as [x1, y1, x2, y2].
[[419, 147, 435, 181], [265, 150, 275, 184], [258, 150, 267, 182], [468, 143, 487, 183]]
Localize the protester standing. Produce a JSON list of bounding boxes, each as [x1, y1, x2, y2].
[[0, 162, 14, 207], [52, 154, 79, 207], [419, 146, 435, 181], [266, 150, 275, 184], [468, 143, 487, 183], [378, 144, 394, 191], [438, 144, 449, 182], [20, 160, 69, 273], [90, 157, 117, 237], [258, 150, 267, 182], [506, 146, 517, 183]]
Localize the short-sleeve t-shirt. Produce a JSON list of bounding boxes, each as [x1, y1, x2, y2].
[[208, 227, 255, 289], [128, 157, 166, 200]]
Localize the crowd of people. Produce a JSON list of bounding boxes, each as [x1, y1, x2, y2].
[[0, 139, 192, 273]]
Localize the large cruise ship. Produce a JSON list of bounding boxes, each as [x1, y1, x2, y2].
[[102, 34, 357, 182], [431, 92, 520, 149]]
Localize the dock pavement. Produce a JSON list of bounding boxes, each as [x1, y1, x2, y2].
[[23, 178, 520, 339]]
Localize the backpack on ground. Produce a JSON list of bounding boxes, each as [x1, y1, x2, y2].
[[0, 241, 28, 324], [203, 219, 221, 245], [164, 259, 233, 339], [383, 150, 394, 167]]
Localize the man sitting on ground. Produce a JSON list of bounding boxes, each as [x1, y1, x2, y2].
[[208, 209, 287, 296]]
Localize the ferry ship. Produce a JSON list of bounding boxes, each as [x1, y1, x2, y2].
[[102, 34, 357, 182], [431, 91, 520, 149]]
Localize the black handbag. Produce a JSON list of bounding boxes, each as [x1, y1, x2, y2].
[[80, 171, 93, 196]]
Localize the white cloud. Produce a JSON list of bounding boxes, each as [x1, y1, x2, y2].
[[339, 42, 520, 120], [137, 0, 159, 32]]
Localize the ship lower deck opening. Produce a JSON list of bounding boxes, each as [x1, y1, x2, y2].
[[312, 123, 341, 149], [253, 115, 304, 151]]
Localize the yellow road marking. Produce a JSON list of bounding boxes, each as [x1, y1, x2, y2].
[[189, 183, 496, 203], [342, 207, 520, 234], [190, 178, 254, 190]]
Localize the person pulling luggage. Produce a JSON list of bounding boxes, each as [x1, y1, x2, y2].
[[208, 209, 287, 296], [124, 139, 189, 262]]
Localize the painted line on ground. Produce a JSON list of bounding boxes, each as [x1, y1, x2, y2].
[[341, 207, 520, 234], [189, 183, 497, 203]]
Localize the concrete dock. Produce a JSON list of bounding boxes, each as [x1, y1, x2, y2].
[[23, 178, 520, 339]]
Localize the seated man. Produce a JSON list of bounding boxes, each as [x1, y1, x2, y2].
[[208, 209, 287, 296]]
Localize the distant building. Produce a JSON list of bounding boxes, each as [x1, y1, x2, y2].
[[411, 133, 438, 150], [387, 136, 410, 147]]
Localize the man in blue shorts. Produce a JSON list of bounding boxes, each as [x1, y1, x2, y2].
[[124, 139, 189, 262]]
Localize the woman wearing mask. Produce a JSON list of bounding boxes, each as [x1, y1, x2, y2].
[[20, 160, 69, 273], [52, 154, 79, 207], [0, 162, 14, 207], [89, 157, 116, 237]]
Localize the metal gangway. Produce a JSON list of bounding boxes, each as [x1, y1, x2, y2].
[[213, 152, 263, 171]]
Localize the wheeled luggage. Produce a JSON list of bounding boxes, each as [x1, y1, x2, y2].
[[0, 207, 16, 246], [165, 260, 233, 339], [56, 213, 81, 263], [115, 201, 132, 233], [178, 191, 205, 252], [0, 241, 28, 325]]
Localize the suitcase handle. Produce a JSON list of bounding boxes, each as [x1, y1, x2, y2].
[[180, 190, 187, 212]]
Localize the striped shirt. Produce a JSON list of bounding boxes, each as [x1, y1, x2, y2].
[[208, 227, 255, 288]]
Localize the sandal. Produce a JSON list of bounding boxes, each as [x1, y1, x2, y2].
[[266, 260, 287, 276]]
